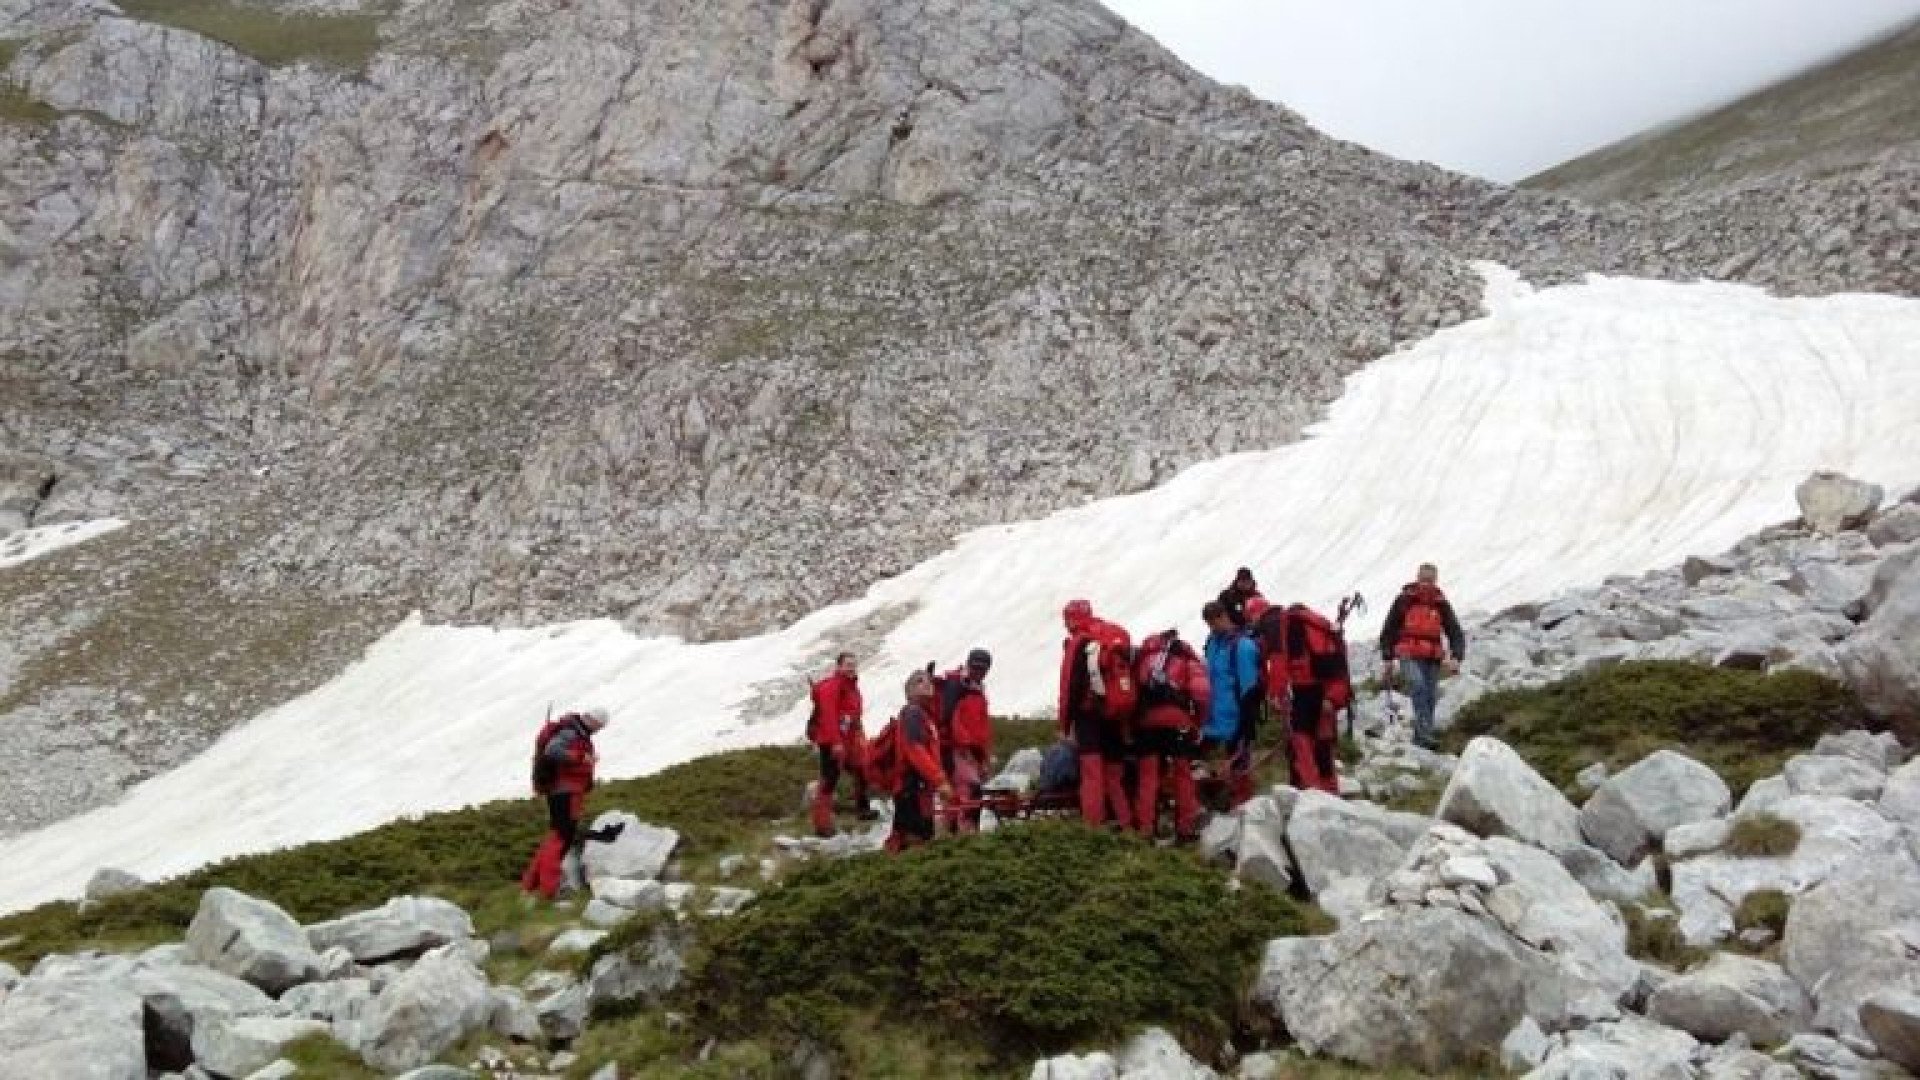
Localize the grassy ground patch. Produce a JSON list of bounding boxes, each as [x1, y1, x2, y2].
[[689, 823, 1313, 1066], [1445, 661, 1872, 795], [1622, 898, 1708, 971], [1732, 888, 1792, 947], [116, 0, 384, 72], [1726, 814, 1801, 860]]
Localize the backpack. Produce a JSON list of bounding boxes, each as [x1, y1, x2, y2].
[[1285, 604, 1354, 707], [1136, 630, 1199, 711], [529, 716, 570, 795], [864, 715, 902, 792], [1396, 587, 1448, 661], [1089, 620, 1136, 722]]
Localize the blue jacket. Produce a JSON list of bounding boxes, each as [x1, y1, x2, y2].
[[1203, 630, 1261, 742]]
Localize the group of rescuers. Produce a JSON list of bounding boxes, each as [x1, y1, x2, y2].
[[522, 564, 1465, 897]]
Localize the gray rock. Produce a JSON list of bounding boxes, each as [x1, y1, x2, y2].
[[1738, 775, 1794, 818], [1667, 817, 1735, 860], [1797, 472, 1883, 535], [243, 1060, 299, 1080], [344, 945, 492, 1073], [1523, 1014, 1700, 1080], [488, 987, 543, 1045], [1559, 843, 1657, 904], [1479, 837, 1639, 1005], [1789, 561, 1872, 614], [1882, 759, 1920, 830], [1838, 549, 1920, 718], [1812, 730, 1905, 773], [1436, 738, 1583, 855], [1784, 755, 1886, 802], [1698, 1038, 1803, 1080], [1685, 555, 1738, 587], [131, 963, 284, 1071], [393, 1067, 477, 1080], [279, 978, 373, 1036], [1234, 1052, 1278, 1080], [583, 898, 635, 928], [705, 887, 756, 917], [1784, 848, 1920, 1046], [1782, 1031, 1883, 1080], [534, 981, 591, 1044], [1283, 790, 1409, 897], [580, 813, 681, 882], [1198, 812, 1240, 865], [184, 888, 324, 995], [1646, 952, 1811, 1045], [0, 976, 145, 1080], [1233, 797, 1293, 893], [1314, 876, 1377, 927], [1860, 990, 1920, 1073], [1112, 1027, 1218, 1079], [1501, 1016, 1549, 1072], [316, 947, 356, 981], [590, 877, 666, 912], [306, 896, 472, 965], [1580, 749, 1731, 865], [190, 1015, 327, 1080], [1867, 504, 1920, 548], [587, 923, 688, 1007], [1575, 762, 1611, 793], [1254, 907, 1571, 1071], [1440, 855, 1499, 891], [546, 928, 608, 956], [1029, 1050, 1118, 1079], [83, 867, 144, 904]]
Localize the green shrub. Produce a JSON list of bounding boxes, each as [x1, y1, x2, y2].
[[1725, 815, 1801, 860], [116, 0, 384, 72], [1446, 661, 1872, 795], [1622, 900, 1706, 970], [1733, 888, 1792, 944], [688, 823, 1311, 1062]]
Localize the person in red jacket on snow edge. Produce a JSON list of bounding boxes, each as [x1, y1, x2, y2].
[[521, 707, 624, 900], [937, 648, 994, 834], [886, 668, 952, 853], [1058, 599, 1135, 827], [808, 652, 874, 837], [1133, 628, 1210, 840]]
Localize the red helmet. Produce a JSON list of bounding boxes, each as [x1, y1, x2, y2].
[[1062, 598, 1093, 629]]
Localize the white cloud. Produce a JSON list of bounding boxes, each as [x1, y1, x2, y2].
[[1104, 0, 1920, 181]]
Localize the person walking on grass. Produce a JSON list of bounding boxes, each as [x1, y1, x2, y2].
[[808, 651, 873, 837], [886, 669, 952, 853], [521, 707, 623, 901], [1380, 563, 1466, 750]]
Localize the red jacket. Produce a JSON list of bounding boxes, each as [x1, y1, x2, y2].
[[1135, 633, 1210, 731], [534, 715, 597, 794], [896, 703, 947, 795], [1056, 617, 1124, 736], [938, 668, 992, 755], [808, 672, 863, 747]]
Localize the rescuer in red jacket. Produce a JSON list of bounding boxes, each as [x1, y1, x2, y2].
[[520, 706, 619, 900], [886, 668, 952, 854], [808, 652, 873, 836], [937, 648, 994, 834], [1133, 629, 1210, 840], [1058, 599, 1134, 827]]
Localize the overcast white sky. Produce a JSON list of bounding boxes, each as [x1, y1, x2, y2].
[[1104, 0, 1920, 181]]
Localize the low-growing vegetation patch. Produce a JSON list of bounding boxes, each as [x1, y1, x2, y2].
[[116, 0, 385, 72], [1446, 661, 1872, 794], [688, 823, 1313, 1064], [1622, 897, 1707, 970], [1725, 814, 1801, 860], [1733, 888, 1793, 947]]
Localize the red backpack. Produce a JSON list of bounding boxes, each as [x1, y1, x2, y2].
[[1089, 619, 1137, 722], [865, 716, 902, 792], [1284, 604, 1354, 708]]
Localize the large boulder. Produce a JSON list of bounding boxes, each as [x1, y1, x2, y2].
[[1282, 790, 1410, 897], [1558, 843, 1656, 904], [1478, 837, 1638, 1005], [580, 813, 680, 882], [587, 923, 691, 1007], [1435, 738, 1582, 855], [1868, 503, 1920, 548], [1232, 796, 1293, 893], [344, 945, 492, 1073], [280, 978, 375, 1039], [1578, 749, 1730, 866], [0, 977, 146, 1080], [189, 1014, 327, 1079], [1861, 990, 1920, 1073], [1523, 1014, 1699, 1080], [1254, 907, 1564, 1071], [184, 888, 324, 995], [130, 963, 284, 1071], [1796, 472, 1883, 535], [1783, 848, 1920, 1046], [1783, 754, 1886, 802], [1838, 549, 1920, 720], [306, 896, 474, 964], [1811, 729, 1906, 774], [1645, 953, 1811, 1045], [1670, 794, 1903, 947]]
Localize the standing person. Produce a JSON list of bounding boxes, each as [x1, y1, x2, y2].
[[1132, 628, 1210, 841], [1275, 603, 1354, 794], [808, 652, 872, 837], [1203, 601, 1264, 807], [1379, 563, 1467, 750], [1217, 567, 1265, 628], [1058, 599, 1135, 827], [886, 669, 952, 854], [937, 648, 994, 834], [521, 707, 619, 901]]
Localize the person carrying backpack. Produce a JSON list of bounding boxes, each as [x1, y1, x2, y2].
[[882, 669, 952, 853], [1276, 603, 1354, 794], [1217, 566, 1265, 628], [936, 648, 994, 834], [1379, 563, 1467, 750], [808, 652, 872, 837], [1132, 628, 1210, 840], [1057, 599, 1136, 827], [1203, 601, 1264, 808], [521, 707, 623, 900]]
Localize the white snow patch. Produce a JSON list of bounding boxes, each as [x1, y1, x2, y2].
[[4, 267, 1920, 912], [0, 518, 125, 570]]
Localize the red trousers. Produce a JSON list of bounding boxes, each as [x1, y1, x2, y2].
[[1134, 727, 1200, 838], [1288, 686, 1340, 794], [520, 791, 582, 899]]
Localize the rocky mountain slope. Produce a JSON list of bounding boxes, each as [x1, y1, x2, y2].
[[2, 0, 1918, 838]]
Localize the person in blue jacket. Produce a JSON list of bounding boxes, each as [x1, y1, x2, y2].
[[1203, 600, 1264, 808]]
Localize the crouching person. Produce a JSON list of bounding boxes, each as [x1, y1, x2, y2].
[[884, 669, 952, 854], [1133, 629, 1209, 841]]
